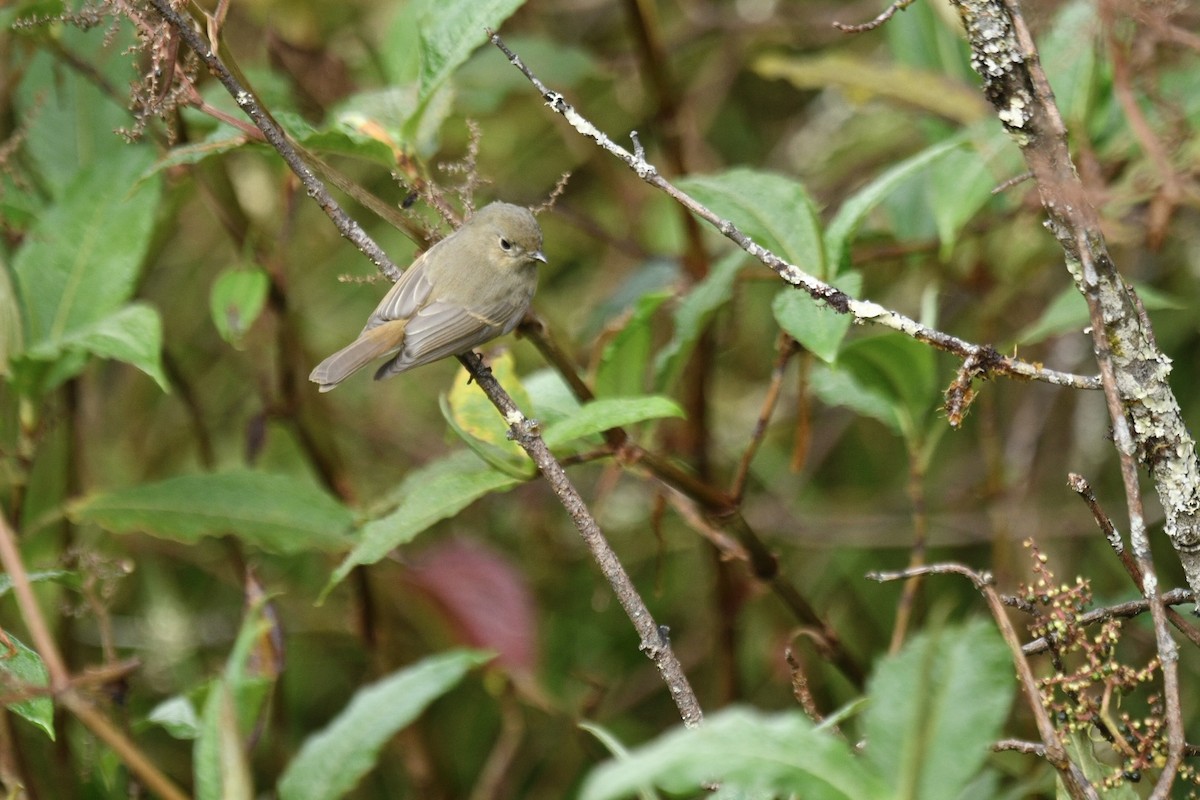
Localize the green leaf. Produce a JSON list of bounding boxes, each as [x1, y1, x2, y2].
[[439, 393, 534, 480], [148, 135, 252, 174], [0, 570, 80, 599], [15, 30, 139, 196], [327, 85, 452, 159], [580, 707, 889, 800], [379, 0, 528, 148], [678, 169, 826, 276], [195, 596, 276, 800], [772, 271, 862, 363], [0, 635, 54, 741], [1040, 1, 1101, 128], [277, 650, 492, 800], [324, 452, 522, 597], [26, 303, 169, 391], [13, 146, 160, 350], [69, 471, 353, 555], [653, 250, 745, 390], [578, 722, 660, 800], [415, 0, 527, 103], [808, 366, 898, 434], [809, 334, 939, 443], [925, 134, 1011, 259], [1015, 282, 1184, 346], [864, 620, 1015, 800], [210, 266, 270, 347], [883, 0, 974, 81], [596, 290, 672, 398], [0, 257, 23, 375], [753, 53, 988, 126], [441, 351, 532, 472], [542, 396, 685, 450], [1060, 731, 1140, 799], [825, 137, 962, 273], [146, 696, 202, 741], [290, 119, 400, 171], [524, 368, 584, 429]]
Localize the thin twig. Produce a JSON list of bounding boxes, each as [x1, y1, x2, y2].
[[888, 457, 929, 654], [519, 316, 863, 682], [488, 32, 1100, 398], [468, 685, 524, 800], [729, 334, 798, 504], [1020, 588, 1194, 656], [994, 738, 1046, 756], [0, 515, 188, 800], [991, 170, 1034, 195], [468, 354, 702, 725], [784, 644, 824, 724], [1102, 4, 1189, 249], [833, 0, 916, 33]]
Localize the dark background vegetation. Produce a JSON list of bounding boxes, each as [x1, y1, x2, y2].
[[1, 0, 1199, 797]]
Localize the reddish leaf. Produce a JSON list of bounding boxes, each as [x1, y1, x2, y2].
[[406, 538, 538, 675]]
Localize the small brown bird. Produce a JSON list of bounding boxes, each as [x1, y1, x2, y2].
[[310, 202, 546, 392]]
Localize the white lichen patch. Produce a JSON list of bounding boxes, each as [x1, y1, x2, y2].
[[998, 92, 1030, 128]]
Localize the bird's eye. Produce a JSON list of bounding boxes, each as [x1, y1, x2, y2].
[[499, 237, 512, 251]]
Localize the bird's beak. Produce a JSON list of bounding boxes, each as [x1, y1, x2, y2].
[[532, 250, 548, 264]]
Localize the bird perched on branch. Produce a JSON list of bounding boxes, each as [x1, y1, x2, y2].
[[310, 202, 546, 392]]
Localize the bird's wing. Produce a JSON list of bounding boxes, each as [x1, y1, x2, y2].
[[375, 285, 533, 379], [363, 250, 437, 331]]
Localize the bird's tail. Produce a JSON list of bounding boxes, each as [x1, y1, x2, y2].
[[309, 324, 402, 392]]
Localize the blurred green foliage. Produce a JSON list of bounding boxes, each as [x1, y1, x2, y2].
[[1, 0, 1199, 796]]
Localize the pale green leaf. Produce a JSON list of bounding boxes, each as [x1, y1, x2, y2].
[[1014, 282, 1183, 346], [864, 620, 1015, 800], [1, 635, 53, 740], [15, 31, 138, 196], [580, 707, 888, 800], [772, 271, 862, 363], [678, 169, 825, 275], [442, 351, 531, 468], [1060, 731, 1140, 799], [277, 650, 492, 800], [653, 250, 745, 390], [596, 290, 672, 399], [0, 256, 23, 375], [26, 303, 169, 392], [541, 396, 685, 449], [1041, 1, 1102, 128], [926, 139, 1006, 259], [147, 696, 202, 741], [324, 452, 522, 596], [69, 471, 353, 555], [210, 267, 270, 346], [0, 570, 80, 598], [753, 53, 988, 125], [810, 334, 939, 442], [415, 0, 528, 101], [826, 138, 962, 272], [195, 597, 274, 800], [13, 146, 161, 353], [578, 722, 660, 800]]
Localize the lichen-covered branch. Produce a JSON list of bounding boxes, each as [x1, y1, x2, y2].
[[488, 32, 1100, 401], [948, 2, 1192, 791], [947, 0, 1200, 596]]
